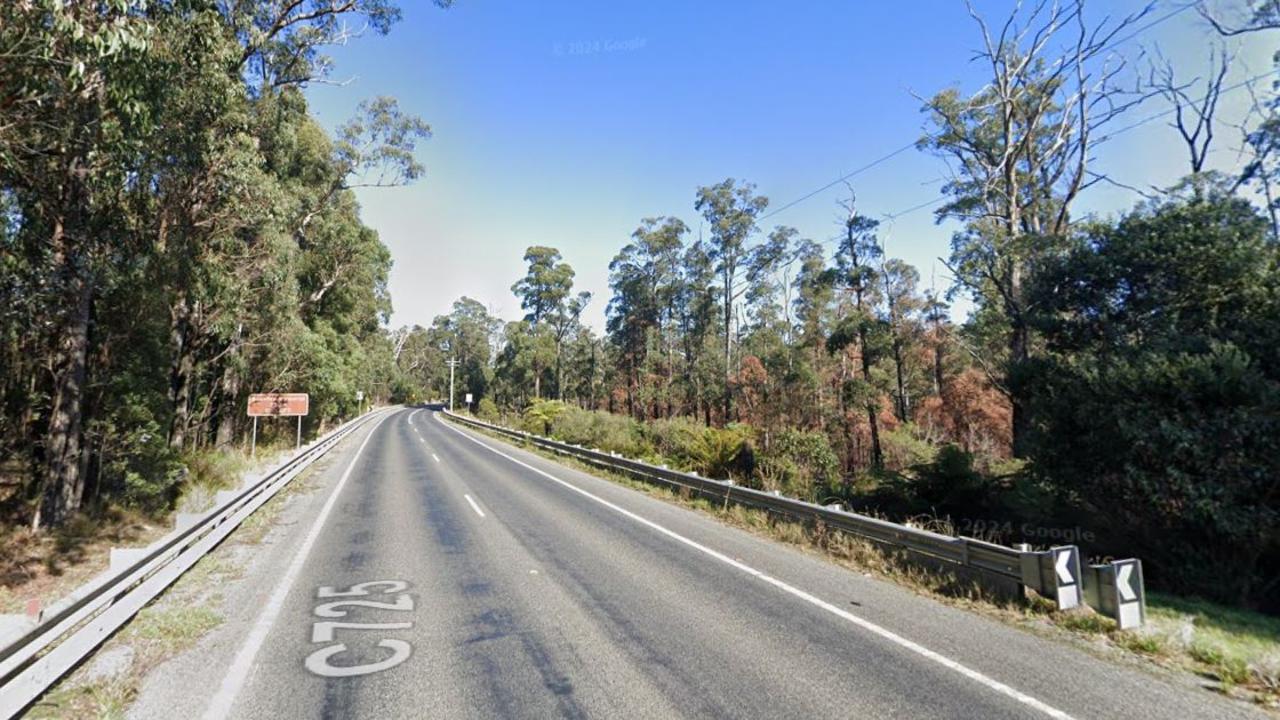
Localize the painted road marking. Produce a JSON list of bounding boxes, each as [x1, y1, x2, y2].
[[464, 494, 486, 518], [306, 581, 415, 678], [202, 411, 394, 720], [438, 415, 1074, 720], [432, 453, 440, 463]]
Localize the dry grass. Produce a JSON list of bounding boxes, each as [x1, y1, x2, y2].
[[0, 509, 168, 615]]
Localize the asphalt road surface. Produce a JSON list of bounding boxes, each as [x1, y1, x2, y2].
[[133, 407, 1264, 720]]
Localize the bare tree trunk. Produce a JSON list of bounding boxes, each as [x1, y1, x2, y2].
[[722, 269, 733, 424], [892, 337, 909, 422], [1006, 260, 1031, 457]]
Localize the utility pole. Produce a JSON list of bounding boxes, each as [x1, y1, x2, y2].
[[446, 358, 460, 411]]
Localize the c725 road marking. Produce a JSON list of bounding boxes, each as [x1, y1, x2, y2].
[[305, 580, 415, 678]]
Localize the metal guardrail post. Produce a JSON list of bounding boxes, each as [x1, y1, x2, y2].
[[1083, 559, 1145, 629]]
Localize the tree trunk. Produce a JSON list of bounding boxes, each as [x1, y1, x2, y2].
[[1009, 318, 1031, 457], [892, 338, 908, 422], [168, 296, 194, 451], [858, 329, 884, 470], [722, 268, 733, 424], [1008, 263, 1030, 457], [214, 326, 244, 449], [38, 224, 92, 529], [554, 340, 564, 401]]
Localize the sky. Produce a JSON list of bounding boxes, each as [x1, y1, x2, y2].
[[304, 0, 1275, 332]]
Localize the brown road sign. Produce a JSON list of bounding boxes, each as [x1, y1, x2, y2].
[[247, 393, 309, 417]]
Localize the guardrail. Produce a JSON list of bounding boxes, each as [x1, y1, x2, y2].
[[0, 408, 390, 718], [442, 410, 1145, 629]]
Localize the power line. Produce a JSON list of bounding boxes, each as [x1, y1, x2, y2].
[[866, 66, 1280, 225], [760, 0, 1197, 223]]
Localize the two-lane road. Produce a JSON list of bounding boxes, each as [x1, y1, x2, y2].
[[178, 407, 1262, 719]]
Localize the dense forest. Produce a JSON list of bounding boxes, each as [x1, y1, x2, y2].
[[392, 5, 1280, 612], [0, 1, 450, 529]]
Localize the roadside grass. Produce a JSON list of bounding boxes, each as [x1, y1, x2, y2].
[[454, 417, 1280, 711], [236, 453, 329, 545], [25, 552, 233, 719]]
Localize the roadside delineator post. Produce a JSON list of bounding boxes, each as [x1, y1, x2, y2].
[[1020, 544, 1082, 610], [1084, 558, 1145, 630]]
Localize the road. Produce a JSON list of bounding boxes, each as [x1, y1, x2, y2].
[[128, 407, 1263, 720]]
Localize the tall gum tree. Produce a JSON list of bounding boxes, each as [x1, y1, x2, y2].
[[918, 0, 1152, 455]]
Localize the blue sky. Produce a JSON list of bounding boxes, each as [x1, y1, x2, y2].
[[305, 0, 1273, 331]]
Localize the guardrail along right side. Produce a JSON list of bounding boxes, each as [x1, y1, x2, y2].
[[442, 410, 1146, 629]]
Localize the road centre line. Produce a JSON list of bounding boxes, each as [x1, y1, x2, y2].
[[202, 411, 394, 720], [463, 494, 486, 518], [436, 415, 1074, 720]]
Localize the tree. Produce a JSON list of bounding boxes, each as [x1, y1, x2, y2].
[[695, 179, 772, 423], [607, 217, 686, 417], [0, 0, 156, 527], [919, 0, 1151, 455], [511, 246, 585, 400], [1147, 46, 1231, 177], [0, 0, 445, 529], [1025, 189, 1280, 608], [826, 193, 888, 470]]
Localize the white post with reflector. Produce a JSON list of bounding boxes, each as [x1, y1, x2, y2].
[[1019, 545, 1082, 610], [1083, 558, 1146, 629]]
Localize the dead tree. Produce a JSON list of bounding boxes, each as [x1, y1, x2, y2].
[[1148, 45, 1232, 174]]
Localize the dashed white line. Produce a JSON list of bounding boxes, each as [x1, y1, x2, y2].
[[463, 494, 486, 518], [431, 453, 440, 462], [203, 410, 394, 720], [437, 415, 1074, 720]]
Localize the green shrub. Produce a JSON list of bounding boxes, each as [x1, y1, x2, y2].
[[688, 424, 755, 481], [880, 423, 936, 471], [520, 400, 568, 436], [643, 416, 707, 469], [476, 397, 499, 421], [901, 444, 1003, 520], [757, 428, 841, 500], [548, 406, 647, 458]]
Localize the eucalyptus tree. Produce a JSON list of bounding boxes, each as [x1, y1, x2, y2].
[[826, 195, 887, 470], [607, 217, 687, 416], [0, 0, 157, 527], [694, 179, 781, 422], [512, 246, 584, 400], [880, 258, 926, 423], [918, 0, 1151, 455]]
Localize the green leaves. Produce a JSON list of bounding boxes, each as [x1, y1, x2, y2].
[[1023, 193, 1280, 607]]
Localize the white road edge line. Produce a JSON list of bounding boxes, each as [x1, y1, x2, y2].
[[463, 493, 486, 518], [437, 415, 1074, 720], [202, 410, 394, 720]]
